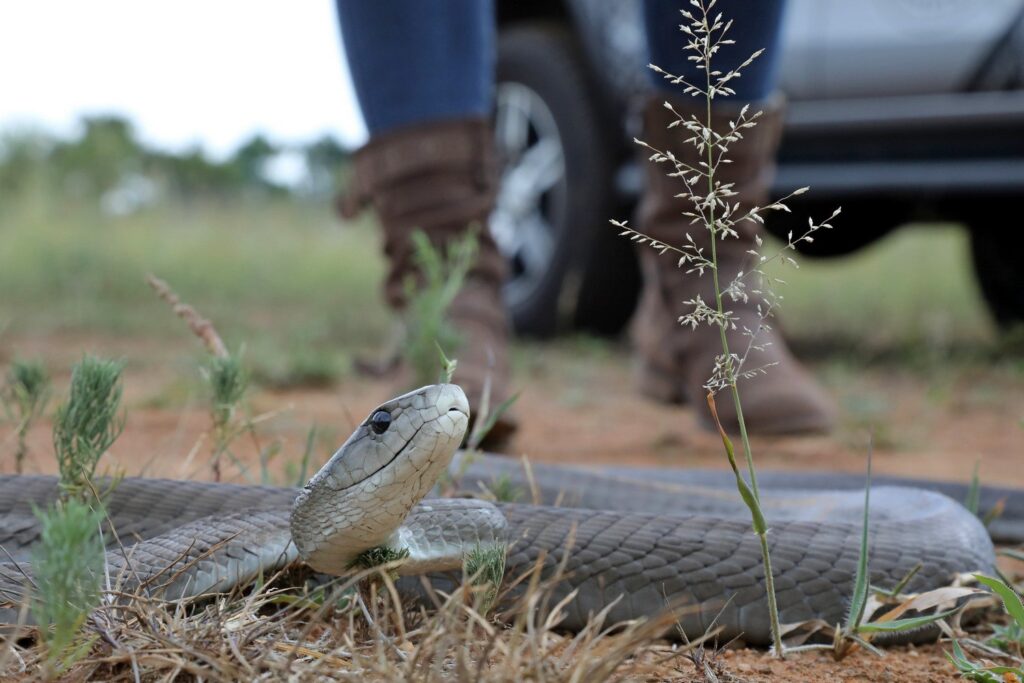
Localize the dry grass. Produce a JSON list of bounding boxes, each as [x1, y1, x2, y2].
[[0, 560, 693, 681]]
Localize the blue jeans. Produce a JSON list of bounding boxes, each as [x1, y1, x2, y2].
[[643, 0, 785, 101], [336, 0, 786, 136]]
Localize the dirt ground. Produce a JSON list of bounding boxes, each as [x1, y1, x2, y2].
[[3, 332, 1023, 681]]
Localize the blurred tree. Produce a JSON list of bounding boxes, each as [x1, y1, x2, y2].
[[0, 129, 53, 197], [302, 134, 349, 198], [230, 134, 278, 188], [0, 118, 351, 203], [49, 116, 144, 197], [147, 145, 243, 199]]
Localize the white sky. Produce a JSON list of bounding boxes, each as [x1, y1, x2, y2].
[[0, 0, 369, 158]]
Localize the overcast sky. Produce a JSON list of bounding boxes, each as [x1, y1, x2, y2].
[[0, 0, 368, 158]]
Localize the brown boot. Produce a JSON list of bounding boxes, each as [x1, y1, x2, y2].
[[341, 117, 516, 445], [632, 95, 835, 435]]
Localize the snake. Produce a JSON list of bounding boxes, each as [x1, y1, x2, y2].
[[0, 383, 1012, 645]]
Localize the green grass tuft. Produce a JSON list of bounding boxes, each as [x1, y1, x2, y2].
[[486, 474, 523, 504], [464, 543, 507, 616], [206, 353, 247, 427], [347, 545, 410, 573], [31, 498, 105, 677], [2, 357, 51, 472], [52, 356, 124, 497]]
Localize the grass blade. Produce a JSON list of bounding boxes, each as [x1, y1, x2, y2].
[[965, 460, 981, 516], [976, 574, 1024, 628], [855, 610, 956, 633], [845, 436, 873, 633]]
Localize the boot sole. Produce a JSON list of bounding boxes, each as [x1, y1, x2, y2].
[[638, 361, 834, 435]]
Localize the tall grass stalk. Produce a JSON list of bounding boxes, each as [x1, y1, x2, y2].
[[2, 358, 51, 473], [148, 274, 250, 481], [613, 1, 839, 655]]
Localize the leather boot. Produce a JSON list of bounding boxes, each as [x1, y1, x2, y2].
[[633, 95, 835, 435], [341, 117, 516, 445]]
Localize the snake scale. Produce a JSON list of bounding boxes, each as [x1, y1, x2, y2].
[[0, 384, 1012, 645]]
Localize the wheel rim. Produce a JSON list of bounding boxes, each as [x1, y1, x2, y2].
[[491, 81, 568, 310]]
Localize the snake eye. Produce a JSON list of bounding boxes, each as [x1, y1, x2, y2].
[[369, 410, 391, 434]]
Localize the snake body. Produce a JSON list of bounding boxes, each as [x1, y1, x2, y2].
[[0, 384, 1007, 645]]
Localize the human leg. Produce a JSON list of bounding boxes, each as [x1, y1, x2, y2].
[[634, 0, 834, 434], [336, 0, 515, 443], [643, 0, 785, 102], [336, 0, 494, 134]]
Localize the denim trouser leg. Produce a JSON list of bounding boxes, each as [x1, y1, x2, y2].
[[643, 0, 787, 102], [335, 0, 495, 136]]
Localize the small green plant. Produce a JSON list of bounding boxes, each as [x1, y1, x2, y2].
[[404, 230, 477, 387], [965, 462, 1005, 529], [989, 618, 1024, 658], [31, 498, 104, 678], [37, 356, 124, 674], [2, 358, 51, 473], [830, 445, 957, 659], [485, 474, 523, 504], [147, 274, 253, 481], [780, 443, 967, 658], [52, 356, 124, 498], [966, 460, 982, 515], [347, 545, 411, 576], [204, 352, 248, 481], [436, 342, 458, 384], [947, 575, 1024, 680], [464, 543, 507, 616]]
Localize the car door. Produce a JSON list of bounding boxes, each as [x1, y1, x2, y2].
[[782, 0, 1024, 98]]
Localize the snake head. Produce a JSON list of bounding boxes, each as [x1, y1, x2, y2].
[[291, 383, 470, 573]]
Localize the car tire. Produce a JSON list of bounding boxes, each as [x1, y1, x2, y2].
[[572, 196, 642, 336], [969, 224, 1024, 328], [495, 23, 618, 337]]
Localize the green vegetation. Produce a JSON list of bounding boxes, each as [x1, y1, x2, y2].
[[485, 474, 523, 504], [30, 498, 105, 679], [32, 355, 125, 677], [830, 447, 958, 658], [948, 575, 1024, 680], [0, 115, 348, 202], [0, 179, 997, 392], [0, 192, 386, 349], [204, 353, 249, 481], [52, 356, 124, 498], [764, 225, 994, 354], [347, 545, 411, 574], [404, 231, 477, 388], [617, 3, 797, 653], [464, 543, 507, 615], [1, 358, 51, 472]]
